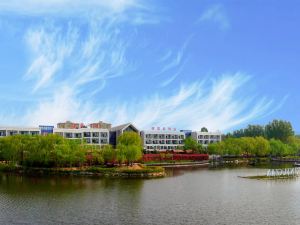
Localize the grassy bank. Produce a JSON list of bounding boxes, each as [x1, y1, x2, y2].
[[0, 163, 165, 178]]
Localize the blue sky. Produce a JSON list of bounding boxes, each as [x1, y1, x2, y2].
[[0, 0, 299, 132]]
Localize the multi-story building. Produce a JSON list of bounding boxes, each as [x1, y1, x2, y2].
[[53, 128, 109, 145], [191, 131, 222, 146], [140, 130, 185, 151], [0, 121, 223, 150], [0, 126, 40, 137]]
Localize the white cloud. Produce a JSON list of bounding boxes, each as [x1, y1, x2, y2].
[[26, 73, 278, 132], [24, 26, 77, 91], [198, 4, 230, 30], [24, 21, 130, 94], [156, 36, 192, 86], [0, 0, 140, 16]]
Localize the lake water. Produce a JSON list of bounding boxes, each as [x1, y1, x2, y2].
[[1, 166, 300, 225]]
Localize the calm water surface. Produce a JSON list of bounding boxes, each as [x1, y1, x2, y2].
[[1, 167, 300, 225]]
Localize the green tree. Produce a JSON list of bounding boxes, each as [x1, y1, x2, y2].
[[269, 139, 288, 157], [253, 137, 270, 157], [244, 125, 265, 137], [183, 137, 204, 153], [265, 120, 294, 142], [102, 145, 115, 165], [201, 127, 208, 132], [117, 132, 142, 166]]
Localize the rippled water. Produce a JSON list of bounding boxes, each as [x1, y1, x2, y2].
[[1, 167, 300, 225]]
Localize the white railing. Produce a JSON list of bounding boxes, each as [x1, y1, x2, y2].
[[266, 168, 300, 177]]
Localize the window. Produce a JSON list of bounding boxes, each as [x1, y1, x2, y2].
[[65, 133, 73, 138], [84, 132, 91, 137], [92, 132, 99, 137]]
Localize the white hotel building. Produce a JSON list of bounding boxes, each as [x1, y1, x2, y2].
[[140, 130, 185, 151], [191, 131, 222, 146], [53, 128, 109, 145]]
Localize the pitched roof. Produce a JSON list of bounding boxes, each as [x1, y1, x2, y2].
[[110, 123, 139, 132]]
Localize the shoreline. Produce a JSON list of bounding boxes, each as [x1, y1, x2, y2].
[[0, 164, 166, 178]]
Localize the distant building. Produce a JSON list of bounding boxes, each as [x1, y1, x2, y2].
[[109, 123, 139, 147], [191, 131, 222, 146], [89, 121, 112, 129], [0, 126, 40, 137], [141, 130, 185, 152], [57, 121, 83, 129]]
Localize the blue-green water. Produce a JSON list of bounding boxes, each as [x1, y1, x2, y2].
[[1, 167, 300, 225]]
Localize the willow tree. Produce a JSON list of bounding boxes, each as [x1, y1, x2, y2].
[[117, 132, 142, 166]]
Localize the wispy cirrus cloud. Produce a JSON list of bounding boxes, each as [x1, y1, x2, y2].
[[0, 0, 141, 16], [26, 73, 280, 131], [24, 21, 131, 94], [198, 4, 230, 30], [156, 35, 192, 86], [24, 25, 78, 92]]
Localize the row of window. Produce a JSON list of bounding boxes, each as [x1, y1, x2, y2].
[[145, 134, 185, 139], [55, 132, 108, 138], [146, 140, 183, 144], [0, 130, 40, 136], [198, 140, 219, 144], [197, 135, 221, 139], [85, 138, 108, 144], [146, 146, 180, 150]]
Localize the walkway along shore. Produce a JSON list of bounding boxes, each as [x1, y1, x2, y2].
[[145, 161, 210, 168]]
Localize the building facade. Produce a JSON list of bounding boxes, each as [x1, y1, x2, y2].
[[109, 123, 139, 147], [140, 130, 185, 151], [53, 128, 109, 145], [0, 126, 40, 137], [191, 131, 222, 146], [0, 122, 223, 150]]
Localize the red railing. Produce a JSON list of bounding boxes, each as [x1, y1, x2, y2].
[[143, 154, 209, 162]]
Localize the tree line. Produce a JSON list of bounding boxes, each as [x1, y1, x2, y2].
[[209, 120, 300, 157], [227, 120, 294, 142], [0, 132, 143, 168]]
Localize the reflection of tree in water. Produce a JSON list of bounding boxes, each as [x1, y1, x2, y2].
[[0, 174, 143, 197], [100, 178, 144, 224], [0, 174, 145, 224], [165, 167, 207, 177], [0, 174, 93, 196]]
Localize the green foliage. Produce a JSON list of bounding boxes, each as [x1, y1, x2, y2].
[[254, 137, 270, 157], [230, 125, 265, 138], [183, 137, 204, 153], [117, 132, 143, 165], [208, 137, 270, 157], [201, 127, 208, 132], [265, 120, 294, 142], [228, 120, 295, 143], [101, 144, 114, 164], [0, 135, 86, 168]]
